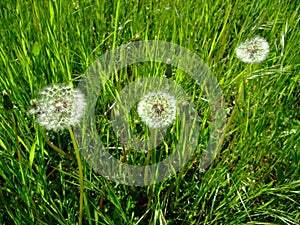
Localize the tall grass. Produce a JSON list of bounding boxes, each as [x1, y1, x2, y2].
[[0, 0, 299, 224]]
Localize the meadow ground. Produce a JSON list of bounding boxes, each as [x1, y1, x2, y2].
[[0, 0, 299, 224]]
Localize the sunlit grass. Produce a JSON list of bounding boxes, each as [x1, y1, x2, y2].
[[0, 0, 299, 224]]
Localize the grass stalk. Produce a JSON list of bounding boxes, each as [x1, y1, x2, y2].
[[69, 127, 84, 225]]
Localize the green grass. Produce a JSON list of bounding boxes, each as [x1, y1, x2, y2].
[[0, 0, 299, 224]]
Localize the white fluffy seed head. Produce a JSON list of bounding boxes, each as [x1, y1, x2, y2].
[[137, 91, 176, 129], [235, 36, 270, 63], [28, 84, 86, 131]]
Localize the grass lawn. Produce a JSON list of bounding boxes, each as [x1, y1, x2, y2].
[[0, 0, 299, 224]]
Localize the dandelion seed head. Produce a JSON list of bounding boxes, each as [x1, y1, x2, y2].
[[28, 84, 86, 131], [235, 36, 270, 63], [137, 91, 176, 129]]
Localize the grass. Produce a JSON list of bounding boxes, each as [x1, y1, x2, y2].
[[0, 0, 299, 224]]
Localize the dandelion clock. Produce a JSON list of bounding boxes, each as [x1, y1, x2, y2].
[[137, 91, 176, 129], [235, 36, 270, 64], [28, 84, 86, 131]]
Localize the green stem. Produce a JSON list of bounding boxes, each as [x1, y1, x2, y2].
[[69, 127, 84, 225], [112, 0, 121, 50], [42, 130, 74, 161], [100, 146, 130, 209], [11, 111, 21, 161]]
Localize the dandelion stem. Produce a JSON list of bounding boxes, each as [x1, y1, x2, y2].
[[146, 185, 153, 210], [144, 151, 151, 186], [69, 127, 84, 225], [145, 150, 153, 210]]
